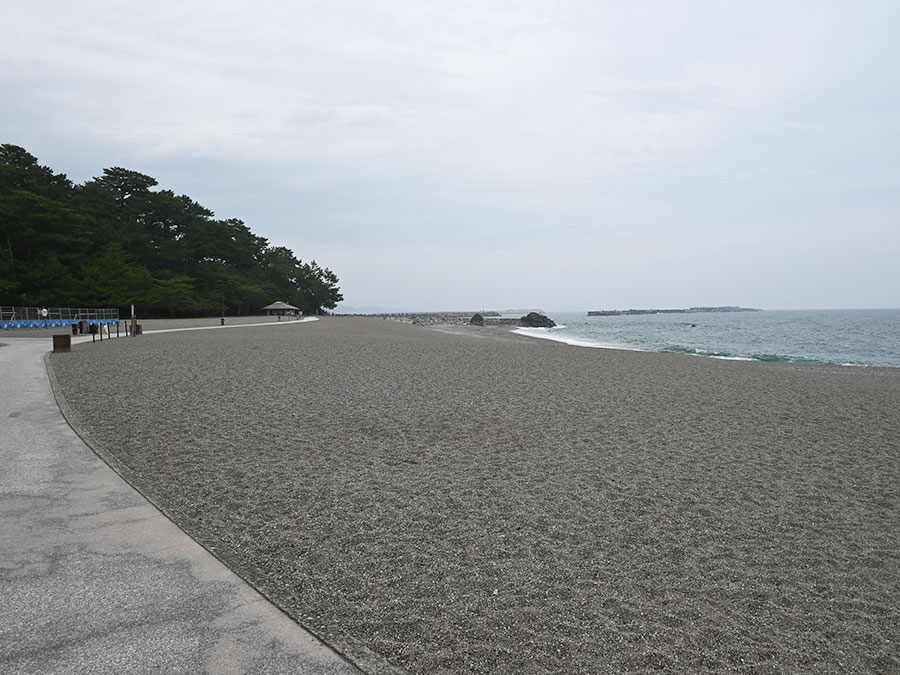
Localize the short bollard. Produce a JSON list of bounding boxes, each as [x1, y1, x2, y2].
[[52, 334, 71, 353]]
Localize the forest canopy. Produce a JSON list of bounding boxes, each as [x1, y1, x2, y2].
[[0, 144, 342, 316]]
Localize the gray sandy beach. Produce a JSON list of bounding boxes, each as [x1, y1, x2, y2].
[[46, 317, 900, 673]]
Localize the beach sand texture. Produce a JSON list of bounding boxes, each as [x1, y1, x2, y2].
[[47, 317, 900, 673]]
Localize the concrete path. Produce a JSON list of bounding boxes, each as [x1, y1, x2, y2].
[[0, 336, 361, 675]]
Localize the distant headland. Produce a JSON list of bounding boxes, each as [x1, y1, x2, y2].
[[587, 306, 761, 317]]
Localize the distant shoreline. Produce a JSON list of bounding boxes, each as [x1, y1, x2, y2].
[[587, 306, 761, 317]]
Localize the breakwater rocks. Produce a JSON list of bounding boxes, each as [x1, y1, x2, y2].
[[366, 311, 557, 328]]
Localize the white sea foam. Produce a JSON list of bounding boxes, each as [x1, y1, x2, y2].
[[513, 327, 642, 352], [531, 309, 900, 367]]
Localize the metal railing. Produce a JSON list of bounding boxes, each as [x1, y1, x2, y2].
[[0, 306, 120, 330]]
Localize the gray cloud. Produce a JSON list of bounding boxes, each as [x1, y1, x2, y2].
[[2, 0, 899, 310]]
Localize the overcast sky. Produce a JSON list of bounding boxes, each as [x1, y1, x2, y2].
[[3, 1, 898, 311]]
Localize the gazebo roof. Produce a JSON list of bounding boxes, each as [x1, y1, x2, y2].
[[262, 301, 300, 311]]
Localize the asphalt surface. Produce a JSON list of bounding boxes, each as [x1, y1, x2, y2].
[[0, 333, 362, 675]]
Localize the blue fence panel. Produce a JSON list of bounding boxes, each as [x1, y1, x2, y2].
[[0, 319, 119, 330]]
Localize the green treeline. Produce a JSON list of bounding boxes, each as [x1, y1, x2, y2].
[[0, 144, 342, 316]]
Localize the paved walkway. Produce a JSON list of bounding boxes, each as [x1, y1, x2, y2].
[[0, 334, 361, 674]]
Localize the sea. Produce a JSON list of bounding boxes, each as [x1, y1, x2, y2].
[[513, 309, 900, 368]]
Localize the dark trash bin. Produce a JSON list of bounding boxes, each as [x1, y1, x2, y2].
[[53, 334, 71, 353]]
